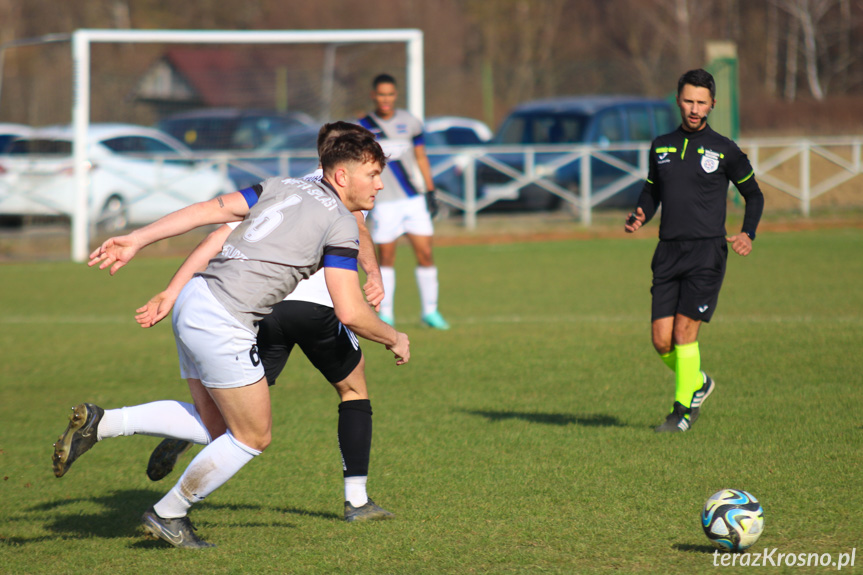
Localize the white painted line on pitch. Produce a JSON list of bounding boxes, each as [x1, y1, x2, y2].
[[1, 314, 859, 327], [414, 315, 863, 326]]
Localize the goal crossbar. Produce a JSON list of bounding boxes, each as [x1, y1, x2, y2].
[[71, 28, 424, 261]]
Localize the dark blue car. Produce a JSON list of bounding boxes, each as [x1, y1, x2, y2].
[[156, 108, 320, 189], [475, 95, 676, 211]]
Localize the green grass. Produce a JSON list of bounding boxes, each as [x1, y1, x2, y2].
[[1, 228, 861, 574]]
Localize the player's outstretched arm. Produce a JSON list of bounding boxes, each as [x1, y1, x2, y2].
[[136, 224, 234, 328], [326, 267, 410, 365], [89, 192, 249, 275]]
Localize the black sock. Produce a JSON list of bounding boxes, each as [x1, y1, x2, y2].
[[338, 400, 372, 477]]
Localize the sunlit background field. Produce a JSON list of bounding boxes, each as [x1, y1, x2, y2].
[[1, 226, 861, 574]]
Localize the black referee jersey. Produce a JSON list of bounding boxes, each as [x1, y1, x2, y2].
[[636, 124, 764, 242]]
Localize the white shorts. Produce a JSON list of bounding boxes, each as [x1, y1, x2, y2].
[[172, 276, 265, 389], [370, 195, 433, 244]]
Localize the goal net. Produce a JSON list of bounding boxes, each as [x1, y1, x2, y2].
[[0, 29, 424, 261]]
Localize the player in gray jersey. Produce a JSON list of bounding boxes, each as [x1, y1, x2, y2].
[[359, 73, 450, 330], [136, 122, 395, 523], [51, 130, 410, 549]]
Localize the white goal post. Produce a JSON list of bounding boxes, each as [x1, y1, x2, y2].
[[70, 28, 424, 262]]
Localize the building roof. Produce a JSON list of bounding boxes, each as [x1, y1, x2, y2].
[[136, 48, 284, 108]]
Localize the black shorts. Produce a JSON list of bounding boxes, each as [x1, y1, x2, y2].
[[650, 237, 727, 323], [257, 300, 363, 386]]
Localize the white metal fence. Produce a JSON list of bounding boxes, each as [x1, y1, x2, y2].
[[426, 137, 863, 228], [0, 137, 860, 258]]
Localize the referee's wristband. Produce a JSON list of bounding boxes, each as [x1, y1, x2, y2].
[[743, 230, 756, 241]]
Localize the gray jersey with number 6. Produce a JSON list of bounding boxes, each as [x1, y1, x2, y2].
[[200, 176, 360, 332]]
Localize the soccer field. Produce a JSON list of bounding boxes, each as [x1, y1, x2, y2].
[[1, 227, 861, 574]]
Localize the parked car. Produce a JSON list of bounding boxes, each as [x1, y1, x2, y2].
[[478, 95, 676, 210], [224, 127, 320, 189], [0, 123, 32, 153], [157, 108, 320, 189], [425, 116, 493, 146], [0, 123, 236, 231], [156, 108, 318, 151], [228, 115, 495, 193], [423, 116, 493, 215]]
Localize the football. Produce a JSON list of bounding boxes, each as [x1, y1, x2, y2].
[[701, 489, 764, 551]]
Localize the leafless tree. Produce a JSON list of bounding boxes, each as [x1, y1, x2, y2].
[[771, 0, 847, 100]]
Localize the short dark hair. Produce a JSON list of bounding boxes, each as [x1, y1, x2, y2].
[[316, 121, 369, 156], [320, 130, 387, 174], [372, 73, 397, 89], [677, 68, 716, 99]]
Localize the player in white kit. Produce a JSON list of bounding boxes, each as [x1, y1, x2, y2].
[[359, 73, 450, 330]]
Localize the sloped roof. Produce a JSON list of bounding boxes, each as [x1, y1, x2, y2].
[[137, 48, 287, 108]]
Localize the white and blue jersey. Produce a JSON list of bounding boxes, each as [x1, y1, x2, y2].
[[358, 109, 427, 203]]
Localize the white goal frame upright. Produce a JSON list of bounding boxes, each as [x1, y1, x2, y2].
[[70, 28, 424, 262]]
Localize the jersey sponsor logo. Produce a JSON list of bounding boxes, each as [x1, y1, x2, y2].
[[396, 123, 408, 134], [220, 243, 249, 260]]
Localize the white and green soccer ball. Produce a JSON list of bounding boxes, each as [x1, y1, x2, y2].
[[701, 489, 764, 552]]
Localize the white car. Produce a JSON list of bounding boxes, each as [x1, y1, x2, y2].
[[0, 123, 33, 153], [0, 123, 236, 231], [424, 116, 493, 145]]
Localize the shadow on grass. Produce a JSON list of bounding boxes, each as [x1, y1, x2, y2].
[[30, 489, 164, 541], [21, 489, 321, 546], [464, 410, 627, 427], [673, 542, 718, 554], [206, 502, 339, 521]]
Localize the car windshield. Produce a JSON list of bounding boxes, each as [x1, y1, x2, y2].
[[496, 113, 587, 145], [7, 138, 73, 155], [427, 127, 486, 147], [158, 114, 311, 151], [257, 128, 318, 152], [0, 134, 25, 153]]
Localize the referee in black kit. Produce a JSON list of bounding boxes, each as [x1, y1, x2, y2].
[[625, 68, 764, 433]]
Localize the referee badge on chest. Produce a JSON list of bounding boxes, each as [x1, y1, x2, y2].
[[700, 149, 721, 173]]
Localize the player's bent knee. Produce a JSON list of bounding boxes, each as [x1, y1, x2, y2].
[[231, 429, 271, 452]]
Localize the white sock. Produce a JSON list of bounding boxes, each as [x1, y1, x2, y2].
[[380, 266, 396, 317], [415, 266, 439, 316], [96, 401, 211, 445], [345, 476, 368, 507], [154, 431, 260, 518]]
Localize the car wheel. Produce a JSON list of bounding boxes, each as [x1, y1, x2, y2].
[[98, 195, 128, 233]]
